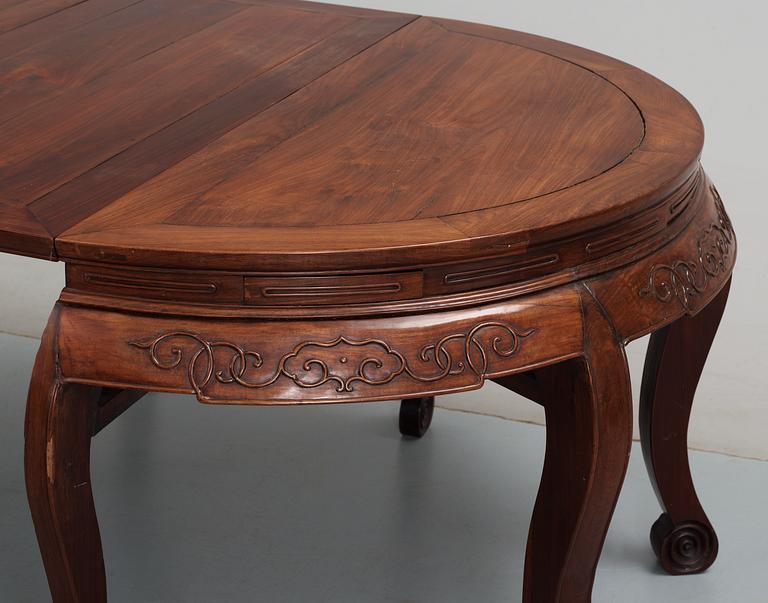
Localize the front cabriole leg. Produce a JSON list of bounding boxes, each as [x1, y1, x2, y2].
[[520, 291, 632, 602], [583, 177, 736, 577], [639, 278, 731, 574], [25, 306, 107, 603]]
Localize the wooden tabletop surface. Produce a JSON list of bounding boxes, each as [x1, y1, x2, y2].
[[0, 0, 703, 272]]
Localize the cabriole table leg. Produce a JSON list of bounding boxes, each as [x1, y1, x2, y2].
[[519, 293, 633, 602], [24, 307, 107, 603], [640, 278, 732, 575]]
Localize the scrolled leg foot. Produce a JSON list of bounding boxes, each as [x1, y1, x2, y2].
[[640, 279, 730, 576], [399, 396, 435, 438], [650, 513, 718, 575]]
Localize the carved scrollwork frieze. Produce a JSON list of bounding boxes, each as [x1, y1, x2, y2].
[[129, 321, 535, 401], [639, 186, 735, 311]]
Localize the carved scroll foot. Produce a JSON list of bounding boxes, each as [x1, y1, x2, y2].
[[521, 293, 633, 602], [640, 278, 730, 575], [399, 396, 435, 438], [25, 308, 107, 603], [650, 513, 718, 575]]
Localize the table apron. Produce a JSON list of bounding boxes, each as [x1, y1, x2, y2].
[[51, 180, 736, 405], [55, 287, 583, 404]]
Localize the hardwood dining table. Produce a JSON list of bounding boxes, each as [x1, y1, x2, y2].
[[0, 0, 736, 601]]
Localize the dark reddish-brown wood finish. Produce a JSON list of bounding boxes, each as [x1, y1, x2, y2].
[[519, 292, 632, 603], [0, 1, 737, 602], [399, 396, 435, 438], [25, 308, 106, 602], [640, 279, 731, 575]]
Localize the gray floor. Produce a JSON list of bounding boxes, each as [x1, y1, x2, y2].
[[1, 333, 766, 603]]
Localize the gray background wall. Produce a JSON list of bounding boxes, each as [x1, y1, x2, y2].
[[1, 0, 764, 457]]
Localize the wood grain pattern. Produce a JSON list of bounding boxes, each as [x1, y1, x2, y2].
[[159, 22, 641, 227], [0, 0, 85, 33], [6, 3, 736, 602], [0, 6, 352, 206], [0, 2, 700, 274], [0, 0, 140, 58], [0, 0, 245, 122], [0, 202, 52, 258], [27, 10, 415, 237]]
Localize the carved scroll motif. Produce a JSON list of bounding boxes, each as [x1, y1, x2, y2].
[[639, 186, 735, 311], [130, 322, 535, 401]]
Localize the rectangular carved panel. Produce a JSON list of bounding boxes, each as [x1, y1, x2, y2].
[[65, 264, 243, 304], [56, 286, 583, 404], [244, 272, 423, 306]]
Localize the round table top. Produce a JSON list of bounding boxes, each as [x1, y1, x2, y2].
[[0, 0, 703, 274]]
